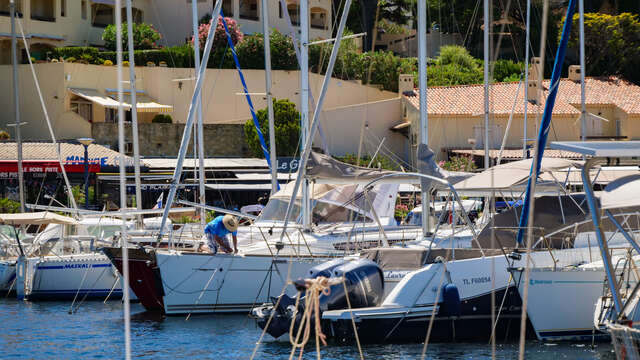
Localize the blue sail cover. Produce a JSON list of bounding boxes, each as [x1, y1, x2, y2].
[[516, 0, 577, 243], [220, 13, 279, 190]]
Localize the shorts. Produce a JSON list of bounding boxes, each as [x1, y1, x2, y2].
[[206, 233, 230, 254]]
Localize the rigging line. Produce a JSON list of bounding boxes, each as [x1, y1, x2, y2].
[[363, 130, 415, 170], [463, 0, 482, 48], [420, 260, 449, 360], [149, 1, 179, 68], [249, 252, 295, 360], [15, 17, 78, 211], [219, 14, 278, 190]]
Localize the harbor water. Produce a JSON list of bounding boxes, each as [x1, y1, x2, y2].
[[0, 299, 616, 359]]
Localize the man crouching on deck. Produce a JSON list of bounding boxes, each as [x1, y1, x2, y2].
[[200, 215, 239, 254]]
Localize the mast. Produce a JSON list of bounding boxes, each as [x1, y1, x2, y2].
[[192, 0, 207, 226], [156, 0, 223, 240], [115, 0, 132, 357], [10, 0, 25, 213], [125, 0, 142, 219], [300, 0, 311, 230], [262, 0, 277, 196], [578, 0, 586, 143], [417, 0, 430, 238], [483, 0, 490, 169], [523, 0, 531, 158], [279, 0, 352, 241]]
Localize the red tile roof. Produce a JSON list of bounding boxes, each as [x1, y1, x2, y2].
[[403, 76, 640, 116]]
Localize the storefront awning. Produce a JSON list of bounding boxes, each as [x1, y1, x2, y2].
[[69, 88, 121, 108], [69, 88, 173, 113]]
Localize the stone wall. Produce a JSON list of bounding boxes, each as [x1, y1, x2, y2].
[[92, 122, 249, 157]]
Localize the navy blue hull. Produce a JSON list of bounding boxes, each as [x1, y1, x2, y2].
[[325, 287, 536, 343]]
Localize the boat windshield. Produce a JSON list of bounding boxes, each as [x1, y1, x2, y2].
[[258, 183, 397, 225], [0, 225, 26, 240]]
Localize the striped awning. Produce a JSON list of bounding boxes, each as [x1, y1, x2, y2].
[[69, 88, 173, 113], [68, 88, 121, 108]]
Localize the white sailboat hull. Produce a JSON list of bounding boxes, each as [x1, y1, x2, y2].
[[16, 253, 125, 300], [513, 267, 608, 341], [156, 251, 328, 314]]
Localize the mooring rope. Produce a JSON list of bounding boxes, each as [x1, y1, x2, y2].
[[289, 277, 341, 360]]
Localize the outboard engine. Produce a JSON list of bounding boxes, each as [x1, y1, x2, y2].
[[252, 258, 384, 339]]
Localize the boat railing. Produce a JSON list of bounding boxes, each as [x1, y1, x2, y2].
[[487, 226, 558, 268]]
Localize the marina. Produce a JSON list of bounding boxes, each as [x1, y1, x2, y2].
[[1, 0, 640, 358], [0, 300, 616, 359]]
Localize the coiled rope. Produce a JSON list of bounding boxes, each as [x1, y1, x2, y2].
[[288, 277, 342, 360]]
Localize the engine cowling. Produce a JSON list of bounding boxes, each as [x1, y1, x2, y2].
[[252, 258, 384, 339]]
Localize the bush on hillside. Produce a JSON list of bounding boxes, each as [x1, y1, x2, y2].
[[102, 22, 161, 51], [152, 114, 173, 123], [244, 98, 300, 158], [192, 17, 243, 51]]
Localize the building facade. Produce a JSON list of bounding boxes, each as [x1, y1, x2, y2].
[[0, 0, 151, 63], [400, 73, 640, 165], [140, 0, 332, 46]]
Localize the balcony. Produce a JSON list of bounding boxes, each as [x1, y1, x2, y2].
[[0, 0, 23, 17], [91, 3, 113, 28], [30, 0, 55, 22], [239, 0, 258, 21]]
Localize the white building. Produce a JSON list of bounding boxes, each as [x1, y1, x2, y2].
[[152, 0, 332, 46], [0, 0, 331, 64], [0, 0, 151, 63]]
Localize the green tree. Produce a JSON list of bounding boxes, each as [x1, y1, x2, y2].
[[244, 99, 301, 158], [0, 198, 21, 213], [566, 12, 640, 84], [102, 22, 161, 51]]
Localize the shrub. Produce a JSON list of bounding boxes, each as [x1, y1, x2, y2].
[[152, 114, 172, 123], [0, 130, 9, 140], [493, 59, 523, 82], [102, 22, 161, 51], [192, 17, 242, 51], [52, 46, 99, 60], [334, 153, 400, 171], [65, 57, 76, 63], [244, 98, 300, 158], [123, 60, 129, 66], [0, 198, 20, 213], [436, 45, 478, 69], [103, 59, 113, 66], [441, 156, 477, 172], [235, 30, 297, 71]]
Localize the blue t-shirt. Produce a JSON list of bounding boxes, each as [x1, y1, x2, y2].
[[204, 216, 237, 238]]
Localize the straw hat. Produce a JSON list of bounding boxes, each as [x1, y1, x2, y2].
[[222, 214, 239, 232]]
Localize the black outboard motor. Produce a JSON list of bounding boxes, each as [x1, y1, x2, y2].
[[252, 258, 384, 339]]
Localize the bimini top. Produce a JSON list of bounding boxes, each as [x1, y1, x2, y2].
[[452, 157, 581, 194], [550, 141, 640, 157], [600, 174, 640, 210], [0, 212, 78, 225]]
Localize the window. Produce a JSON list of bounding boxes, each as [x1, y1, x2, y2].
[[222, 0, 233, 17], [105, 108, 118, 123], [124, 142, 133, 155], [287, 3, 298, 25], [81, 0, 86, 19], [473, 124, 502, 148], [0, 0, 23, 17], [616, 119, 622, 137], [310, 7, 327, 29], [121, 7, 143, 23], [70, 98, 93, 122], [60, 0, 66, 17], [31, 0, 55, 21], [239, 0, 258, 20], [92, 3, 113, 28]]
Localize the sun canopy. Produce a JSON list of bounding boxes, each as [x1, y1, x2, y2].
[[70, 88, 173, 113], [453, 157, 581, 193], [0, 212, 78, 225], [600, 174, 640, 210]]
